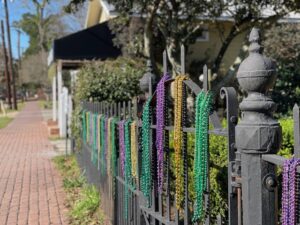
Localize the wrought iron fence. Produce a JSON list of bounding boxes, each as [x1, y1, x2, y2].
[[75, 27, 300, 225]]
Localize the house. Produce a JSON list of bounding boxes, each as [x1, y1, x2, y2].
[[84, 0, 300, 76]]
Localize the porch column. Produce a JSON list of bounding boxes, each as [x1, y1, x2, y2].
[[52, 75, 57, 121], [57, 61, 63, 136]]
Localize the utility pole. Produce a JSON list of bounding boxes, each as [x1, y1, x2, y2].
[[4, 0, 17, 110], [17, 29, 21, 67], [1, 20, 12, 109]]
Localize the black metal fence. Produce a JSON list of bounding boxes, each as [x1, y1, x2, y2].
[[75, 28, 300, 225]]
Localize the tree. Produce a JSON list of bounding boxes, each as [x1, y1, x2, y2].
[[264, 23, 300, 115], [65, 0, 300, 83], [15, 0, 81, 90]]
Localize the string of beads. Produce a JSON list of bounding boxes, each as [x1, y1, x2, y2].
[[110, 117, 118, 198], [118, 120, 126, 177], [282, 158, 300, 225], [82, 110, 87, 143], [174, 75, 188, 209], [193, 91, 213, 222], [92, 113, 98, 165], [141, 99, 152, 206], [156, 73, 170, 193], [124, 119, 133, 218], [130, 121, 138, 179]]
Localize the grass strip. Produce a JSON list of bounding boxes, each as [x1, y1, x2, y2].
[[0, 117, 13, 129], [53, 155, 105, 225]]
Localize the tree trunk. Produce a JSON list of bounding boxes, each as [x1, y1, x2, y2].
[[166, 37, 181, 77], [213, 25, 238, 74], [143, 2, 160, 77]]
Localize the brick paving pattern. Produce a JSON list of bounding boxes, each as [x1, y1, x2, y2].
[[0, 102, 68, 225]]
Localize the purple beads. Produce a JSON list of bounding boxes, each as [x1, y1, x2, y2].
[[118, 120, 126, 177], [156, 74, 170, 193], [282, 158, 300, 225]]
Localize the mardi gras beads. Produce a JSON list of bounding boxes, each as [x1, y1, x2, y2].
[[174, 75, 188, 209], [119, 120, 126, 177], [193, 91, 213, 222], [89, 112, 93, 146], [124, 119, 133, 218], [97, 115, 101, 169], [86, 112, 90, 145], [156, 74, 170, 193], [100, 116, 107, 175], [141, 100, 152, 206], [107, 118, 113, 176], [82, 110, 87, 143], [92, 113, 98, 165], [110, 118, 118, 198], [282, 158, 300, 225], [131, 121, 138, 179]]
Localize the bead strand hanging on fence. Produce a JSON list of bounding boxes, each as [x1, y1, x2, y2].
[[110, 117, 118, 198], [97, 114, 101, 169], [141, 99, 152, 206], [193, 91, 213, 222], [89, 112, 93, 146], [86, 111, 90, 145], [100, 116, 107, 175], [107, 117, 113, 176], [82, 110, 87, 143], [130, 121, 138, 179], [282, 158, 300, 225], [156, 73, 170, 193], [119, 120, 126, 177], [174, 75, 188, 209], [124, 119, 134, 219], [92, 113, 98, 165]]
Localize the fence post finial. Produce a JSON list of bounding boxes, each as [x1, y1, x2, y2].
[[235, 27, 282, 225]]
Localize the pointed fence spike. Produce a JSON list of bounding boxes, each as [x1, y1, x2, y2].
[[181, 44, 185, 74], [293, 103, 300, 158]]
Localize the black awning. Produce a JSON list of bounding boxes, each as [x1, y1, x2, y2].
[[53, 21, 121, 61]]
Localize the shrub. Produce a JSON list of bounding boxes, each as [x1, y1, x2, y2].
[[72, 57, 146, 150]]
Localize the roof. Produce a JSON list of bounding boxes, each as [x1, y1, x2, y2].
[[49, 21, 121, 65]]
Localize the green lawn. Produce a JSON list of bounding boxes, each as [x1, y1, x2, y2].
[[0, 117, 13, 129]]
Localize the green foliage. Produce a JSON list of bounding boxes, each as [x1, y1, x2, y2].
[[72, 57, 145, 150], [74, 57, 145, 103], [278, 118, 294, 158], [70, 185, 101, 225], [53, 155, 105, 225], [264, 24, 300, 115]]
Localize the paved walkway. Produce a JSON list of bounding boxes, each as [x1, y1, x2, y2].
[[0, 102, 68, 225]]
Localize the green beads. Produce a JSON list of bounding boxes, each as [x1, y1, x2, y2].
[[140, 100, 152, 206], [193, 91, 213, 222]]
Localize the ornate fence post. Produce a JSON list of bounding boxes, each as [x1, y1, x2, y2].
[[235, 28, 282, 225]]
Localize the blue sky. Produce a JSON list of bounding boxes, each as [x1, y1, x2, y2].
[[0, 0, 85, 59], [0, 1, 29, 59]]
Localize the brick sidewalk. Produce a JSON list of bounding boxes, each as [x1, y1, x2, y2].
[[0, 102, 68, 225]]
